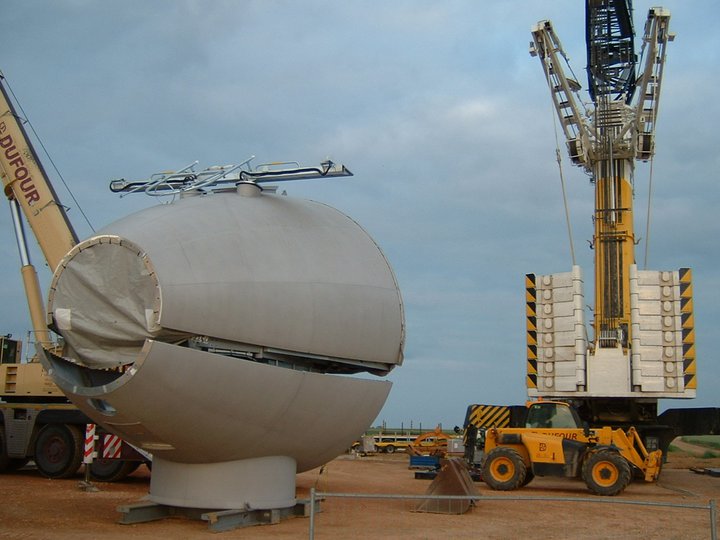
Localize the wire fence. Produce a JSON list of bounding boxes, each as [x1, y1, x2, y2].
[[308, 488, 717, 540]]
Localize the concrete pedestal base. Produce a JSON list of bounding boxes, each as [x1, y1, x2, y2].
[[148, 456, 297, 510]]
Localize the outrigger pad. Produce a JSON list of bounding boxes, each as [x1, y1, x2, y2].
[[414, 458, 479, 514]]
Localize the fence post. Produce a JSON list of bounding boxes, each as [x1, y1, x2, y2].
[[309, 487, 316, 540], [80, 424, 98, 491], [710, 499, 717, 540]]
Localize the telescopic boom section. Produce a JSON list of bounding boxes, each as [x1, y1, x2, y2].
[[593, 136, 635, 349], [0, 76, 78, 272], [586, 0, 638, 348]]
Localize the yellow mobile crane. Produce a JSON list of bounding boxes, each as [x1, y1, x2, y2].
[[523, 0, 720, 454], [0, 73, 146, 480], [0, 78, 76, 346]]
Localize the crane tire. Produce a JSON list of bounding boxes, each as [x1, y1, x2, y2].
[[0, 425, 10, 472], [0, 426, 30, 473], [34, 424, 83, 479], [582, 449, 631, 496], [482, 447, 527, 490], [90, 459, 140, 482]]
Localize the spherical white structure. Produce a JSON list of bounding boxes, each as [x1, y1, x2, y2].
[[41, 186, 404, 509]]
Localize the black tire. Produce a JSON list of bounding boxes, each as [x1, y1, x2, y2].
[[34, 424, 83, 479], [385, 445, 396, 454], [90, 459, 140, 482], [582, 450, 631, 496], [0, 426, 27, 473], [0, 425, 10, 472], [522, 469, 535, 487], [6, 458, 30, 471], [482, 447, 527, 491]]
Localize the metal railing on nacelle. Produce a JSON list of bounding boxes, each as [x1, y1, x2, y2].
[[109, 158, 352, 197]]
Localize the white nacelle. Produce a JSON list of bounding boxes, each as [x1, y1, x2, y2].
[[40, 186, 405, 509], [48, 185, 404, 373]]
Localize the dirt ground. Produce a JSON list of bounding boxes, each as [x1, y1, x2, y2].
[[0, 449, 718, 539]]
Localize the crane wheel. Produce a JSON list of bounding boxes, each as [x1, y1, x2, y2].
[[582, 449, 631, 496], [90, 459, 141, 482], [482, 447, 527, 490], [0, 426, 10, 472], [0, 426, 30, 473], [34, 424, 83, 479]]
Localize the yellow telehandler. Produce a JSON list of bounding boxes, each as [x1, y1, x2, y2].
[[481, 401, 662, 496]]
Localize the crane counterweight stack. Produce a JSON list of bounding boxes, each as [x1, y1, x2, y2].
[[527, 1, 700, 442]]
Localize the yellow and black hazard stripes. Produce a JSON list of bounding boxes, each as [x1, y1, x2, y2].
[[526, 274, 538, 390], [466, 404, 511, 429], [679, 268, 696, 390]]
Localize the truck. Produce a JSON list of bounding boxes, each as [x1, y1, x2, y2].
[[523, 0, 719, 454], [0, 73, 148, 481]]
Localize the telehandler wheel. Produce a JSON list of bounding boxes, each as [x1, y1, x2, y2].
[[521, 469, 535, 487], [482, 447, 527, 490], [582, 449, 631, 496]]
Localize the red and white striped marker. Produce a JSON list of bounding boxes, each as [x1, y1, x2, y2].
[[83, 424, 96, 464], [102, 435, 122, 459]]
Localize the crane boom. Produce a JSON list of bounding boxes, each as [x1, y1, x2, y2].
[[0, 73, 78, 347], [0, 74, 77, 272]]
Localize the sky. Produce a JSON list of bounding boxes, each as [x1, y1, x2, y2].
[[0, 1, 717, 431]]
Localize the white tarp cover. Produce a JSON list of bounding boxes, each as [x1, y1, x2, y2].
[[48, 237, 188, 367]]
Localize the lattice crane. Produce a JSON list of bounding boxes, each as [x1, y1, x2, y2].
[[525, 1, 695, 441]]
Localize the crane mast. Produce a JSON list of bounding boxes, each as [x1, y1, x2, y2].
[[587, 0, 638, 349], [527, 2, 693, 410]]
